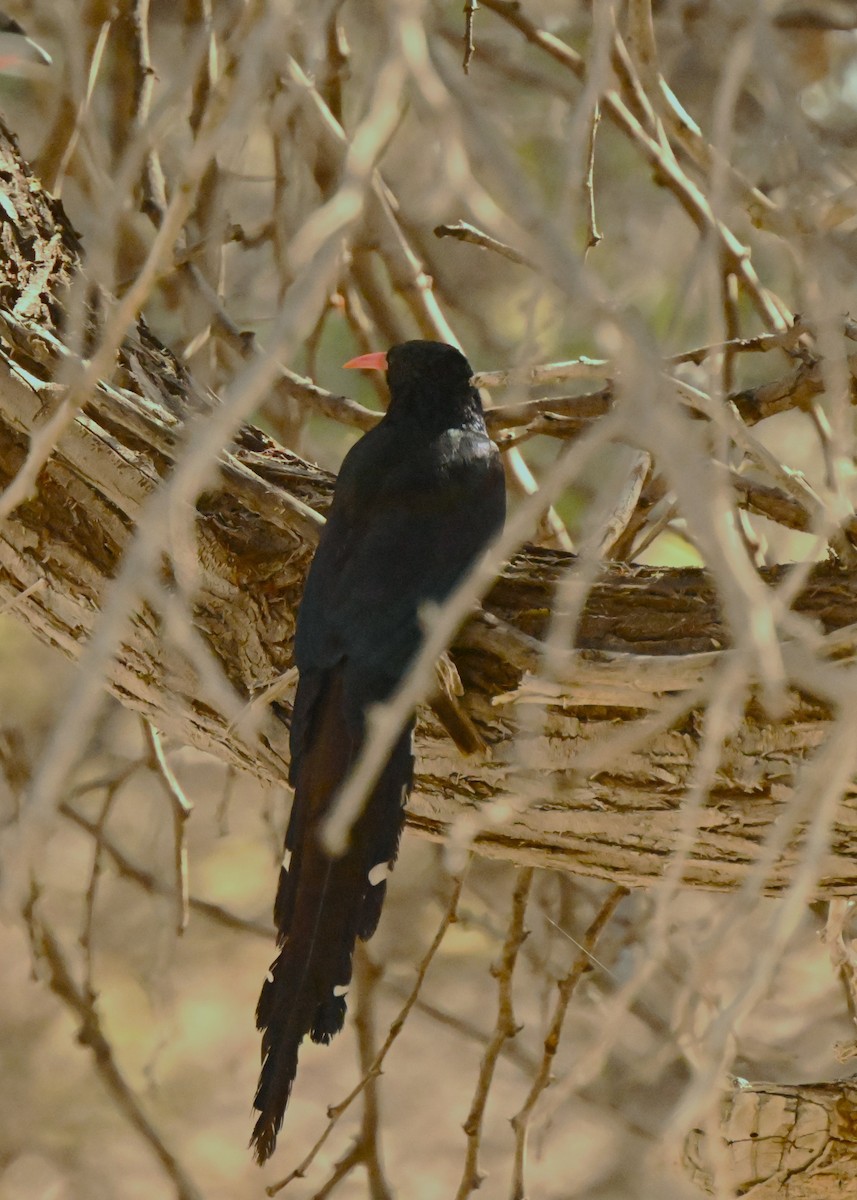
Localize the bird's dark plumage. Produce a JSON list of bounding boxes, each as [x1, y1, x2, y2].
[[251, 340, 505, 1162]]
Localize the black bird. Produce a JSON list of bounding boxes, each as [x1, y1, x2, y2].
[[251, 340, 506, 1162]]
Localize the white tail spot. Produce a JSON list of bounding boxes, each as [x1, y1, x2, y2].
[[281, 848, 292, 871], [368, 861, 391, 887], [333, 984, 349, 997]]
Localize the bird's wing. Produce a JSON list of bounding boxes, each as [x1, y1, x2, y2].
[[295, 421, 505, 690]]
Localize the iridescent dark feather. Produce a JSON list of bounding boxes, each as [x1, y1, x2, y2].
[[251, 342, 505, 1162], [252, 670, 413, 1162]]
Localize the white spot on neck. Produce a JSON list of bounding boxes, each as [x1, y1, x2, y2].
[[333, 984, 349, 997], [368, 861, 391, 887]]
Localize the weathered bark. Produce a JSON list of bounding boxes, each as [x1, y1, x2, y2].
[[1, 118, 857, 902], [684, 1080, 857, 1197]]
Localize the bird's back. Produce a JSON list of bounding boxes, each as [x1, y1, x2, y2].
[[295, 408, 504, 695]]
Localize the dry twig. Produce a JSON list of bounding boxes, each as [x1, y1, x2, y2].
[[142, 721, 193, 934], [25, 898, 206, 1200], [509, 886, 627, 1200], [454, 867, 533, 1200]]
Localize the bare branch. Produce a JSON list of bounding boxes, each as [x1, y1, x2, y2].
[[509, 885, 627, 1200], [434, 220, 533, 267], [142, 721, 193, 934], [454, 867, 533, 1200], [60, 800, 271, 938], [25, 898, 207, 1200]]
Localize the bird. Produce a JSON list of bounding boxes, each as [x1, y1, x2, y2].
[[251, 340, 506, 1163]]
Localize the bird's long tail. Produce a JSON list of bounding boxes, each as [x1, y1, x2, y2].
[[251, 673, 413, 1163]]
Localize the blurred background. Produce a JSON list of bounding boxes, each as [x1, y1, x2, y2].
[[2, 1, 857, 1197]]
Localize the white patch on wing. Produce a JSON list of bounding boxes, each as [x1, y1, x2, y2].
[[333, 984, 349, 997], [368, 861, 391, 887], [281, 848, 292, 871]]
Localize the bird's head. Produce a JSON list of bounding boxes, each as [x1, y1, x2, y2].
[[344, 340, 476, 422]]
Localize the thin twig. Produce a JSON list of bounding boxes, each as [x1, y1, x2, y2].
[[60, 801, 270, 938], [578, 450, 651, 559], [605, 472, 667, 561], [354, 947, 394, 1200], [480, 0, 790, 331], [143, 721, 192, 934], [267, 872, 467, 1196], [80, 770, 135, 994], [463, 0, 478, 74], [187, 262, 379, 431], [824, 898, 857, 1030], [509, 886, 627, 1200], [720, 268, 740, 394], [627, 494, 678, 558], [299, 947, 394, 1200], [130, 0, 167, 217], [383, 980, 540, 1074], [474, 357, 610, 389], [583, 100, 602, 253], [25, 897, 206, 1200], [434, 220, 533, 267], [312, 1144, 361, 1200], [454, 867, 533, 1200], [186, 0, 215, 136], [51, 18, 113, 196], [322, 7, 350, 126], [671, 326, 805, 365]]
